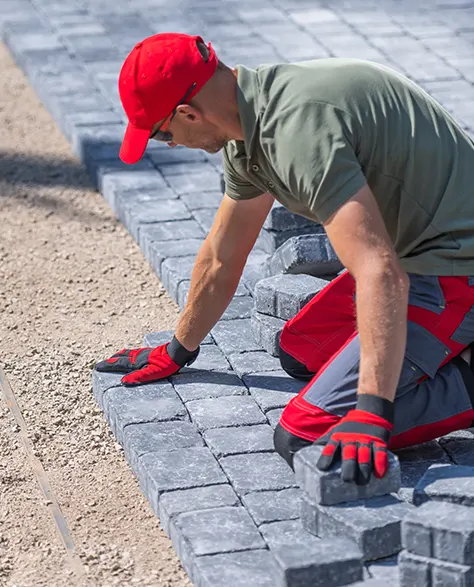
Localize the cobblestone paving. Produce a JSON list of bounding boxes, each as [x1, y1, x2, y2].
[[2, 0, 474, 584]]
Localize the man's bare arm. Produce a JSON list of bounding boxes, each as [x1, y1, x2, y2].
[[323, 184, 409, 402], [175, 192, 275, 350]]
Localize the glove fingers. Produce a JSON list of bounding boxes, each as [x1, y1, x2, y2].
[[317, 439, 340, 471], [356, 443, 372, 486], [341, 442, 358, 483], [95, 348, 150, 373], [121, 361, 180, 386], [373, 443, 389, 478]]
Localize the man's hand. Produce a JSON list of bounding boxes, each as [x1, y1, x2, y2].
[[95, 336, 199, 386], [315, 394, 394, 485]]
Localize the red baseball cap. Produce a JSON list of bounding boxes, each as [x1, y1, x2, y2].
[[118, 33, 218, 164]]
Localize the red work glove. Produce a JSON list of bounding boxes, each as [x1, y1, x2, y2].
[[95, 336, 199, 386], [315, 394, 394, 486]]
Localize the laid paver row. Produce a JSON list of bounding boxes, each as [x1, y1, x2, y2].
[[3, 0, 474, 584]]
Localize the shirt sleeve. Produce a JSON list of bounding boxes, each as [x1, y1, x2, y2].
[[222, 143, 264, 201], [268, 102, 367, 222]]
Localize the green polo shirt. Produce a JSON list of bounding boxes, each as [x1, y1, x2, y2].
[[222, 59, 474, 275]]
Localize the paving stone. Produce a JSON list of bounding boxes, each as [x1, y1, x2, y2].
[[439, 436, 474, 467], [91, 370, 124, 411], [103, 382, 186, 444], [302, 493, 414, 561], [367, 555, 400, 584], [267, 408, 284, 429], [192, 550, 278, 587], [203, 424, 275, 458], [243, 371, 303, 413], [350, 580, 394, 587], [219, 452, 297, 495], [179, 344, 230, 373], [142, 237, 202, 275], [211, 319, 261, 355], [241, 249, 271, 293], [398, 550, 474, 587], [260, 519, 322, 550], [147, 144, 208, 166], [266, 234, 343, 277], [256, 225, 324, 254], [123, 421, 204, 470], [294, 445, 401, 505], [180, 190, 223, 211], [160, 256, 196, 304], [186, 396, 267, 431], [171, 370, 248, 403], [250, 310, 286, 357], [138, 220, 205, 244], [170, 505, 266, 578], [138, 447, 228, 515], [220, 296, 254, 321], [270, 538, 364, 587], [242, 488, 303, 526], [163, 167, 221, 196], [395, 440, 451, 503], [193, 207, 218, 233], [263, 201, 316, 231], [158, 484, 240, 537], [143, 329, 213, 347], [227, 351, 281, 377], [402, 500, 474, 565], [125, 199, 192, 242], [413, 463, 474, 507]]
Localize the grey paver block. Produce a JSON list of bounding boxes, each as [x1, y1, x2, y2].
[[102, 382, 184, 444], [398, 550, 474, 587], [241, 249, 271, 293], [220, 296, 254, 321], [402, 500, 474, 565], [180, 344, 230, 373], [143, 330, 213, 347], [192, 550, 278, 587], [138, 220, 205, 244], [193, 207, 218, 233], [266, 234, 342, 277], [243, 371, 303, 413], [251, 310, 286, 357], [91, 370, 124, 411], [242, 488, 303, 526], [160, 256, 196, 303], [170, 505, 265, 578], [171, 370, 247, 403], [413, 463, 474, 506], [254, 273, 328, 320], [260, 519, 322, 550], [294, 445, 401, 505], [367, 555, 400, 583], [303, 493, 414, 561], [146, 238, 203, 276], [148, 145, 208, 166], [158, 484, 240, 537], [180, 190, 223, 210], [122, 421, 204, 470], [203, 424, 275, 458], [263, 201, 316, 231], [256, 225, 324, 255], [350, 580, 394, 587], [439, 436, 474, 467], [211, 319, 261, 355], [267, 408, 284, 429], [220, 452, 297, 495], [138, 447, 228, 515], [270, 538, 364, 587], [186, 396, 267, 431], [227, 351, 281, 377]]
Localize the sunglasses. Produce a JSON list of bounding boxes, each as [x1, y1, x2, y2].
[[150, 82, 197, 143]]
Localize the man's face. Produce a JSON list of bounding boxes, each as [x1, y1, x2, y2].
[[150, 108, 228, 154]]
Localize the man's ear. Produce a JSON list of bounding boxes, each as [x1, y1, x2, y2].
[[176, 104, 201, 123]]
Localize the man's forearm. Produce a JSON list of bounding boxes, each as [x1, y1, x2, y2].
[[174, 244, 241, 351], [356, 264, 409, 402]]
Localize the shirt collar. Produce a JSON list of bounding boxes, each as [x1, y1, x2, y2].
[[235, 65, 260, 160]]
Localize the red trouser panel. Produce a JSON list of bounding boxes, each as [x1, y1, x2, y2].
[[279, 273, 474, 447]]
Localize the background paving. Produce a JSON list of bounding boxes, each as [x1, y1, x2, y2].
[[1, 0, 474, 584]]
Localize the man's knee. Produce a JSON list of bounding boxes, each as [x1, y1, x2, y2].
[[273, 423, 313, 469], [278, 345, 314, 381]]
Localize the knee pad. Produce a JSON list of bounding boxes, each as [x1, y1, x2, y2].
[[273, 423, 313, 470], [279, 346, 315, 381]]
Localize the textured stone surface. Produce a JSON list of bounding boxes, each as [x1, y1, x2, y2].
[[143, 330, 214, 347], [203, 424, 275, 458], [242, 488, 303, 526], [302, 494, 414, 561], [398, 550, 474, 587], [251, 310, 286, 357], [271, 538, 364, 587], [295, 445, 401, 505], [367, 555, 400, 584], [266, 408, 285, 429], [171, 370, 247, 403], [158, 484, 240, 537], [266, 234, 343, 277], [402, 500, 474, 565], [170, 506, 266, 578], [186, 396, 267, 431], [413, 463, 474, 507], [439, 435, 474, 467], [254, 273, 329, 320], [211, 319, 261, 355], [227, 351, 281, 377], [180, 344, 231, 373], [260, 519, 322, 550], [91, 369, 124, 411], [243, 371, 303, 413], [220, 453, 297, 496]]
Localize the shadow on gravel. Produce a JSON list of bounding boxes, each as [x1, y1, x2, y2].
[[0, 151, 95, 190]]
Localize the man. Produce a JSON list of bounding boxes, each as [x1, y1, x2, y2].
[[96, 32, 474, 486]]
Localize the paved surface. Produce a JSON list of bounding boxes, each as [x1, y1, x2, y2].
[[2, 0, 474, 584]]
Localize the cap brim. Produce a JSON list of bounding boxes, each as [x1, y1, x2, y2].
[[119, 123, 151, 164]]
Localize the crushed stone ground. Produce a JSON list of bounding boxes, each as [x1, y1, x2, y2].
[[0, 41, 193, 587]]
